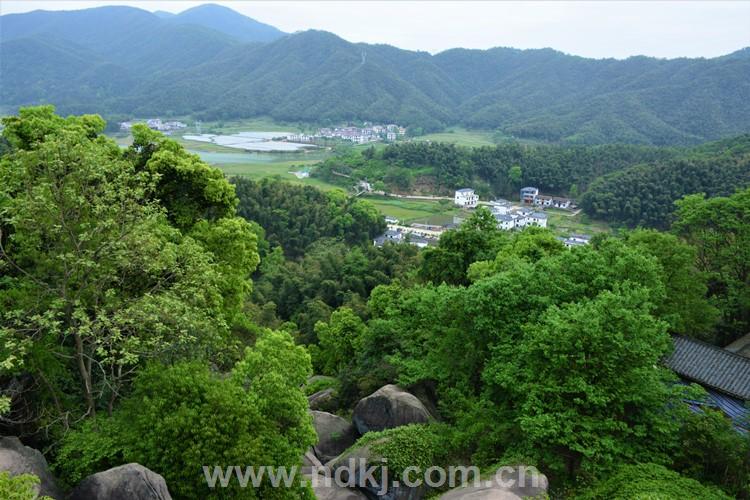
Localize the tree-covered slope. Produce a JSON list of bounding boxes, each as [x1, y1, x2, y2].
[[581, 135, 750, 227], [2, 5, 749, 144]]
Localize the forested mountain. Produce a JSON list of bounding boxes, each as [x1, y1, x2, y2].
[[2, 5, 749, 144], [581, 134, 750, 227]]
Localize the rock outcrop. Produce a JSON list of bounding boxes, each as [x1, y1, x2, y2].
[[311, 410, 359, 463], [438, 466, 549, 499], [68, 463, 172, 500], [306, 471, 369, 500], [352, 384, 431, 434], [0, 436, 63, 499], [308, 387, 338, 412]]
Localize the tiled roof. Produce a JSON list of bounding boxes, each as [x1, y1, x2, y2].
[[665, 335, 750, 400]]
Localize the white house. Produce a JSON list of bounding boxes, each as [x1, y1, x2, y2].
[[561, 234, 591, 248], [535, 195, 572, 209], [495, 214, 516, 230], [529, 212, 548, 228], [455, 188, 479, 208], [520, 187, 539, 204]]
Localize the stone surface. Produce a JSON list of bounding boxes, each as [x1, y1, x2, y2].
[[352, 384, 431, 434], [308, 387, 337, 411], [311, 410, 359, 463], [438, 466, 549, 499], [306, 472, 369, 500], [0, 436, 63, 499], [69, 463, 172, 500]]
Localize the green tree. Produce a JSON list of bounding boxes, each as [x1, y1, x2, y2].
[[57, 330, 315, 499], [312, 307, 367, 376], [508, 164, 523, 188], [622, 229, 719, 338], [126, 124, 237, 229], [0, 107, 254, 426], [673, 189, 750, 344], [490, 287, 682, 478], [578, 463, 731, 500], [672, 407, 750, 497]]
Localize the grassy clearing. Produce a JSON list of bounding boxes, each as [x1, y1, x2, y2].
[[547, 210, 611, 236], [196, 117, 302, 134], [363, 196, 462, 224], [414, 128, 497, 147], [214, 161, 342, 191]]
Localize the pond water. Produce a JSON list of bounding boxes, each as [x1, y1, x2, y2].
[[183, 132, 316, 152]]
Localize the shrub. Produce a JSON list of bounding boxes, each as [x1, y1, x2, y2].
[[577, 463, 732, 500]]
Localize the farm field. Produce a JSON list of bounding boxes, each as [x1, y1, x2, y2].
[[414, 127, 498, 147], [362, 195, 463, 224], [546, 209, 612, 236]]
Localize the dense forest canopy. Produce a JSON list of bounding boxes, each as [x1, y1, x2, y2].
[[314, 136, 750, 229], [2, 6, 750, 144], [1, 88, 749, 500]]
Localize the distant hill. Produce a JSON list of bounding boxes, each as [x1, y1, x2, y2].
[[2, 5, 749, 145], [168, 4, 285, 43]]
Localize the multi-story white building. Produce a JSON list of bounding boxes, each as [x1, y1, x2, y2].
[[454, 188, 479, 208]]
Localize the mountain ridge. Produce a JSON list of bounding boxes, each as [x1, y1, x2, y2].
[[1, 5, 749, 145]]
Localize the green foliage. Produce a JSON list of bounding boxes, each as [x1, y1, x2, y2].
[[4, 11, 750, 145], [577, 463, 732, 500], [672, 188, 750, 344], [54, 416, 125, 487], [672, 408, 750, 498], [57, 330, 315, 499], [420, 207, 508, 285], [0, 472, 49, 500], [233, 178, 385, 259], [352, 424, 459, 478], [127, 124, 238, 229], [490, 287, 681, 478], [621, 229, 719, 338], [581, 135, 750, 227], [251, 238, 420, 341], [316, 140, 677, 198], [0, 106, 256, 427], [312, 308, 366, 376]]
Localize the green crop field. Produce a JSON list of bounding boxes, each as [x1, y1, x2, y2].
[[414, 128, 498, 147], [212, 161, 341, 191], [363, 196, 463, 224], [546, 210, 612, 236]]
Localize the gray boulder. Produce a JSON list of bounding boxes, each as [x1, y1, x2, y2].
[[438, 466, 548, 499], [311, 410, 359, 463], [353, 384, 431, 434], [308, 387, 338, 411], [305, 472, 368, 500], [0, 436, 63, 499], [302, 448, 324, 475], [69, 463, 171, 500]]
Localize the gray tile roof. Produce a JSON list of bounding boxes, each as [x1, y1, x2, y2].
[[665, 335, 750, 400]]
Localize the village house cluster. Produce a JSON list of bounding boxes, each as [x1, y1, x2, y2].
[[119, 118, 188, 135], [520, 186, 574, 209], [287, 123, 406, 144], [487, 198, 548, 230]]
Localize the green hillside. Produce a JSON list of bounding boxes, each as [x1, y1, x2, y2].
[[1, 6, 749, 144]]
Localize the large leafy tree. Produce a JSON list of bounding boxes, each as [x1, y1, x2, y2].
[[489, 287, 683, 478], [57, 329, 316, 499], [673, 189, 750, 344], [0, 107, 258, 428]]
